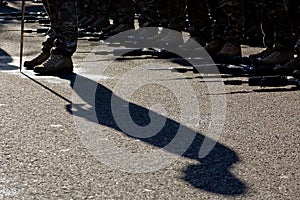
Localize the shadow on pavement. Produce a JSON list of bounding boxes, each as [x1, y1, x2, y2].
[[0, 48, 18, 70], [53, 73, 247, 196], [0, 2, 46, 26], [0, 4, 19, 14]]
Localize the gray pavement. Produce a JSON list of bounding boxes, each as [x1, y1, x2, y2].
[[0, 1, 299, 199]]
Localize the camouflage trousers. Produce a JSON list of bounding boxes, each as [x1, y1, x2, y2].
[[110, 0, 134, 25], [41, 0, 78, 56], [256, 0, 297, 50], [208, 0, 244, 45], [137, 0, 162, 27], [167, 0, 186, 31], [286, 0, 300, 54], [187, 0, 211, 43], [77, 0, 90, 16]]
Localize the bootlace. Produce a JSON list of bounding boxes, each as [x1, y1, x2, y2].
[[257, 49, 272, 57], [44, 54, 61, 67], [33, 52, 48, 61], [221, 42, 235, 51], [281, 58, 298, 70], [268, 51, 280, 58]]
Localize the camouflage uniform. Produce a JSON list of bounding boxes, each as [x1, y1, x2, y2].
[[42, 0, 78, 56], [110, 0, 134, 26], [213, 0, 244, 45], [273, 0, 300, 76], [286, 0, 300, 54], [84, 0, 110, 32], [78, 0, 90, 17], [95, 0, 110, 21], [202, 0, 244, 57], [250, 0, 298, 66], [243, 0, 264, 46], [207, 0, 227, 42], [261, 11, 275, 49], [109, 0, 119, 25], [156, 0, 170, 28], [186, 0, 211, 45], [257, 0, 296, 51], [137, 0, 163, 28], [78, 0, 96, 28], [167, 0, 186, 32]]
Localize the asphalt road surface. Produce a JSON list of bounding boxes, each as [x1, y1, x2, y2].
[[0, 1, 299, 199]]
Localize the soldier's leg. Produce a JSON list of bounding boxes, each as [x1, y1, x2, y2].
[[101, 0, 120, 34], [274, 0, 300, 75], [216, 0, 244, 57], [186, 0, 211, 46], [105, 0, 134, 36], [24, 0, 56, 69], [41, 0, 56, 53], [261, 13, 275, 50], [34, 0, 78, 75], [267, 0, 296, 51], [125, 0, 161, 43], [166, 0, 186, 32], [78, 0, 96, 28], [86, 0, 110, 32], [290, 0, 300, 77], [286, 0, 300, 45], [260, 0, 296, 65], [137, 0, 160, 27], [78, 0, 88, 19], [159, 0, 186, 46], [292, 38, 300, 78], [204, 0, 227, 55], [156, 0, 169, 28], [243, 0, 264, 47], [249, 0, 275, 60], [118, 0, 135, 27], [49, 0, 78, 56]]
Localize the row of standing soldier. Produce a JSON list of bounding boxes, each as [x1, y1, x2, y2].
[[24, 0, 300, 77]]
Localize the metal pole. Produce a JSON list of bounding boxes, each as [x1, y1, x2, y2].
[[19, 0, 25, 72]]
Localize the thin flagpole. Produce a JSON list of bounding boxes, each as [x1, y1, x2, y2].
[[20, 0, 25, 72]]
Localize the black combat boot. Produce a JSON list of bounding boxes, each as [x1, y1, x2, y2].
[[293, 69, 300, 79], [179, 36, 207, 51], [128, 28, 159, 42], [24, 51, 50, 70], [105, 23, 134, 36], [86, 15, 110, 32], [259, 50, 294, 66], [159, 30, 184, 47], [102, 23, 118, 34], [274, 56, 300, 75], [204, 39, 225, 56], [217, 42, 242, 57], [249, 47, 274, 61], [34, 54, 73, 75], [79, 15, 97, 29]]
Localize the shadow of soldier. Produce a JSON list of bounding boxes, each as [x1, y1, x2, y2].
[[0, 48, 18, 70], [57, 73, 246, 196], [182, 140, 245, 195]]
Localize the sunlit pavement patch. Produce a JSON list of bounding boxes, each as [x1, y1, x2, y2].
[[0, 176, 22, 198]]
